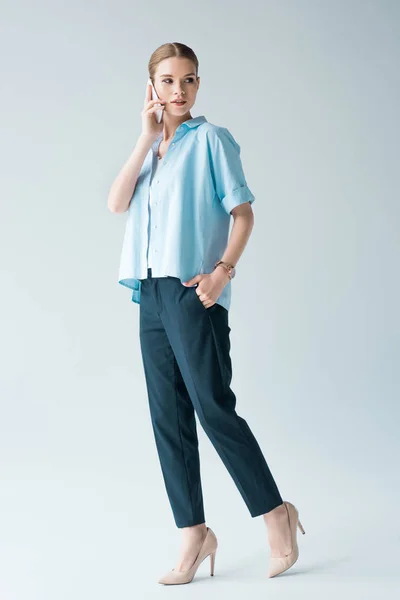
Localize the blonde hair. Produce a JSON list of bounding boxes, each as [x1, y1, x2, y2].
[[148, 42, 199, 82]]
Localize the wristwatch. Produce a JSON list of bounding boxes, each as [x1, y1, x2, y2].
[[214, 260, 236, 279]]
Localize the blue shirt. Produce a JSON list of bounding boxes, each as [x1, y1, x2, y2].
[[118, 115, 255, 311]]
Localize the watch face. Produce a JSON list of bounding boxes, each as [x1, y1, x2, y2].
[[230, 267, 236, 279]]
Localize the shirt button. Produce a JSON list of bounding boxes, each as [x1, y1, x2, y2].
[[172, 142, 175, 145]]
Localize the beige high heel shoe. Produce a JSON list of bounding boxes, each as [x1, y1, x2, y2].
[[268, 501, 305, 578], [158, 526, 218, 585]]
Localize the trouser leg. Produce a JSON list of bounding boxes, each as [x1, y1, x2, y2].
[[157, 276, 284, 518], [139, 275, 206, 528]]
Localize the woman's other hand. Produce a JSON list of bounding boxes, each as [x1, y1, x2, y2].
[[182, 269, 230, 308]]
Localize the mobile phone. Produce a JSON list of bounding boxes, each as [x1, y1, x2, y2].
[[148, 79, 163, 123]]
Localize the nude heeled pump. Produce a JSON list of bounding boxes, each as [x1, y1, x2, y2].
[[268, 501, 306, 578], [158, 526, 218, 585]]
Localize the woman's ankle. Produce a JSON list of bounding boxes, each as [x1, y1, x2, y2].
[[180, 523, 207, 536], [263, 503, 287, 523]]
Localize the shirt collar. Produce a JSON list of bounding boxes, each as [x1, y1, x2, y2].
[[154, 115, 208, 142], [180, 115, 208, 129]]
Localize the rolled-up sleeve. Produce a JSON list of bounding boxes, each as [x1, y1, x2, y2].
[[206, 126, 255, 215]]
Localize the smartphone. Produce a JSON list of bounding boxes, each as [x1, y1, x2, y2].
[[148, 78, 163, 123]]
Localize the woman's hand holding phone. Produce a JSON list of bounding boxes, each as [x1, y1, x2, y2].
[[141, 80, 165, 138]]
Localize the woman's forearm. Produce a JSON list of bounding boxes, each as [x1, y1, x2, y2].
[[219, 209, 254, 269], [107, 133, 156, 213]]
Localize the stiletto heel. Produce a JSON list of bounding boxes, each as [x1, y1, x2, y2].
[[268, 501, 305, 578], [158, 527, 218, 585], [210, 550, 216, 576], [297, 519, 305, 535]]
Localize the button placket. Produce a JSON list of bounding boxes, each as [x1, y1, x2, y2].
[[148, 129, 182, 270]]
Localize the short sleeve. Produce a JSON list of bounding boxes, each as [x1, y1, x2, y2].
[[206, 126, 255, 214]]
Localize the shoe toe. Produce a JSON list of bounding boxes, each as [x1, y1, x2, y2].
[[158, 568, 191, 585], [268, 557, 287, 578], [158, 569, 175, 584]]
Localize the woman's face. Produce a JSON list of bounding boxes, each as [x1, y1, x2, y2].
[[152, 57, 200, 115]]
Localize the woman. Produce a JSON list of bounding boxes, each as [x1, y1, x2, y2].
[[108, 42, 305, 585]]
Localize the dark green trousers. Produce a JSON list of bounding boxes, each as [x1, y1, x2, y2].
[[138, 268, 283, 528]]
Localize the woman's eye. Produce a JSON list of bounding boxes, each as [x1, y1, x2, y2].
[[162, 78, 195, 84]]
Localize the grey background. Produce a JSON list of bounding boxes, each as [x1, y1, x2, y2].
[[1, 1, 399, 598]]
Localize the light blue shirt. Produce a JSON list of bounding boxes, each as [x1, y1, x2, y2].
[[118, 115, 255, 311]]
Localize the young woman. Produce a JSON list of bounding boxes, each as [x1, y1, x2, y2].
[[108, 42, 305, 585]]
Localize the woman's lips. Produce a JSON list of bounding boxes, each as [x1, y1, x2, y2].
[[172, 101, 186, 105]]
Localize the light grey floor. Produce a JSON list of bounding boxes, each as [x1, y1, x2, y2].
[[1, 443, 399, 600]]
